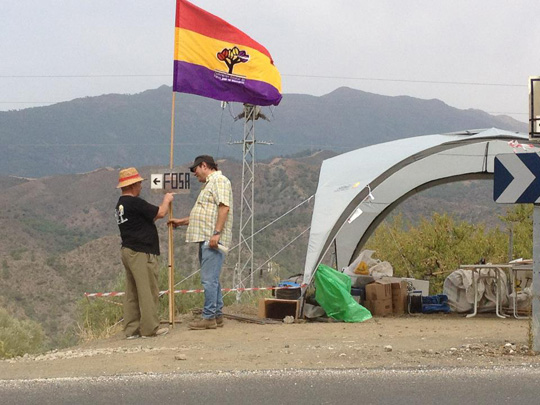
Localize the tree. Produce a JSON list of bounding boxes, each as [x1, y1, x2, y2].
[[365, 212, 509, 293], [216, 47, 250, 74], [499, 204, 533, 260]]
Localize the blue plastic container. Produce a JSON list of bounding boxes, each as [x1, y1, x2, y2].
[[350, 286, 366, 303]]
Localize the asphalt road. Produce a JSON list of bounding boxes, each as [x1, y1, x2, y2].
[[2, 366, 539, 404]]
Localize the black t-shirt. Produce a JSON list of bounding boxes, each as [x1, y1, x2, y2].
[[115, 196, 160, 255]]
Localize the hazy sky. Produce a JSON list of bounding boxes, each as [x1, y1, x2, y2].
[[2, 1, 539, 123]]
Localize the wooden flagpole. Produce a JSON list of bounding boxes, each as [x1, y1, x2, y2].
[[168, 92, 176, 326]]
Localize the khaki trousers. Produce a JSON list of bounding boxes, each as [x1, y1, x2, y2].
[[121, 247, 160, 337]]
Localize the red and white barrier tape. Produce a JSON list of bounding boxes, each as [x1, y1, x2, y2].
[[508, 140, 535, 153], [84, 284, 307, 298]]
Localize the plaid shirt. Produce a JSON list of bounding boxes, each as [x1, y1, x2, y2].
[[186, 170, 233, 248]]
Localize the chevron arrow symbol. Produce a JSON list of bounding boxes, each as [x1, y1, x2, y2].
[[494, 153, 540, 204]]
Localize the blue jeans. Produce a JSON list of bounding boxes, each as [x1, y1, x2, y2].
[[199, 242, 224, 319]]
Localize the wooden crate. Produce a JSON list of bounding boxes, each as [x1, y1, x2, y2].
[[258, 298, 300, 320]]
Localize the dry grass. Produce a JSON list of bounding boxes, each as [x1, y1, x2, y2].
[[76, 318, 123, 343]]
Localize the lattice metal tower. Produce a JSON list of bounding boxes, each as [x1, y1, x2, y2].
[[232, 104, 270, 291]]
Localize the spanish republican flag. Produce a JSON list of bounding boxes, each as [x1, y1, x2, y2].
[[173, 0, 282, 106]]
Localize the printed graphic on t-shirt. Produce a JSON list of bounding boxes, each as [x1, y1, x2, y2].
[[115, 204, 128, 225]]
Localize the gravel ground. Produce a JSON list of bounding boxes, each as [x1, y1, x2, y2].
[[1, 313, 539, 380]]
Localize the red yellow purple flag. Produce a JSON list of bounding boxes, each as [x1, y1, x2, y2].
[[173, 0, 282, 106]]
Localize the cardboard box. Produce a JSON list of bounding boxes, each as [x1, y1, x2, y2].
[[258, 298, 300, 320], [408, 279, 429, 296], [391, 280, 408, 315], [364, 298, 393, 316], [380, 276, 429, 296], [365, 281, 392, 301]]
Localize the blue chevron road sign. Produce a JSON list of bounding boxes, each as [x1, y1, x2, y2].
[[494, 153, 540, 203]]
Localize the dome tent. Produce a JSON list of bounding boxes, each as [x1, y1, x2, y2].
[[303, 128, 539, 286]]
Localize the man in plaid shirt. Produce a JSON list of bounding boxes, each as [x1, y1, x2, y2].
[[169, 155, 233, 330]]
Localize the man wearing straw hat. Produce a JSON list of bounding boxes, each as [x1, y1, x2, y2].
[[115, 167, 174, 339], [169, 155, 233, 330]]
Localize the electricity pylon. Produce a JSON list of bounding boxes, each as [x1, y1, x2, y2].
[[231, 104, 271, 293]]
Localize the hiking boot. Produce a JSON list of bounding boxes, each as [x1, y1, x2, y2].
[[189, 318, 217, 330], [126, 334, 140, 340], [216, 316, 224, 328], [142, 327, 169, 338]]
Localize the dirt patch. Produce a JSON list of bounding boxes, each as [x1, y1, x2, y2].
[[2, 312, 539, 380]]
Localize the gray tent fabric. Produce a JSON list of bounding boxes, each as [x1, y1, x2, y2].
[[303, 128, 539, 286]]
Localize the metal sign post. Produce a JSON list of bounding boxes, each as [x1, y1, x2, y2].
[[530, 77, 540, 140], [494, 153, 540, 351], [533, 206, 540, 351], [529, 76, 540, 352]]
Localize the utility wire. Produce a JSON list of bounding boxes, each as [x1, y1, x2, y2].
[[382, 221, 414, 278], [284, 74, 527, 87], [0, 73, 526, 116], [0, 73, 527, 87], [0, 102, 527, 117], [223, 226, 311, 299], [171, 196, 314, 290], [0, 74, 169, 78]]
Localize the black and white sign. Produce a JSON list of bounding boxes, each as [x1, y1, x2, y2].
[[494, 153, 540, 203], [150, 174, 163, 189], [163, 172, 190, 191], [150, 171, 190, 194]]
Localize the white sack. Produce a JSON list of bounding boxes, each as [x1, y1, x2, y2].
[[369, 261, 393, 279], [343, 250, 379, 276]]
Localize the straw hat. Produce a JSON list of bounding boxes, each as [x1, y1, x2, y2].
[[116, 167, 144, 188]]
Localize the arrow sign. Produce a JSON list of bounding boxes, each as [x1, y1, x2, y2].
[[494, 153, 540, 203], [150, 174, 163, 190]]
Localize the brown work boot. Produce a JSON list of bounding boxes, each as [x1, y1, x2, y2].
[[216, 316, 224, 328], [189, 318, 217, 330]]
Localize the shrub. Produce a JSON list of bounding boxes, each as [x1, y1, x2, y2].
[[365, 208, 531, 294], [77, 273, 124, 342], [77, 297, 123, 342], [0, 308, 45, 359]]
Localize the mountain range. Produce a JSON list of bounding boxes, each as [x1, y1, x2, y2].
[[0, 86, 527, 177]]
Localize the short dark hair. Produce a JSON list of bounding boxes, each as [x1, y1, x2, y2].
[[189, 155, 218, 172]]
